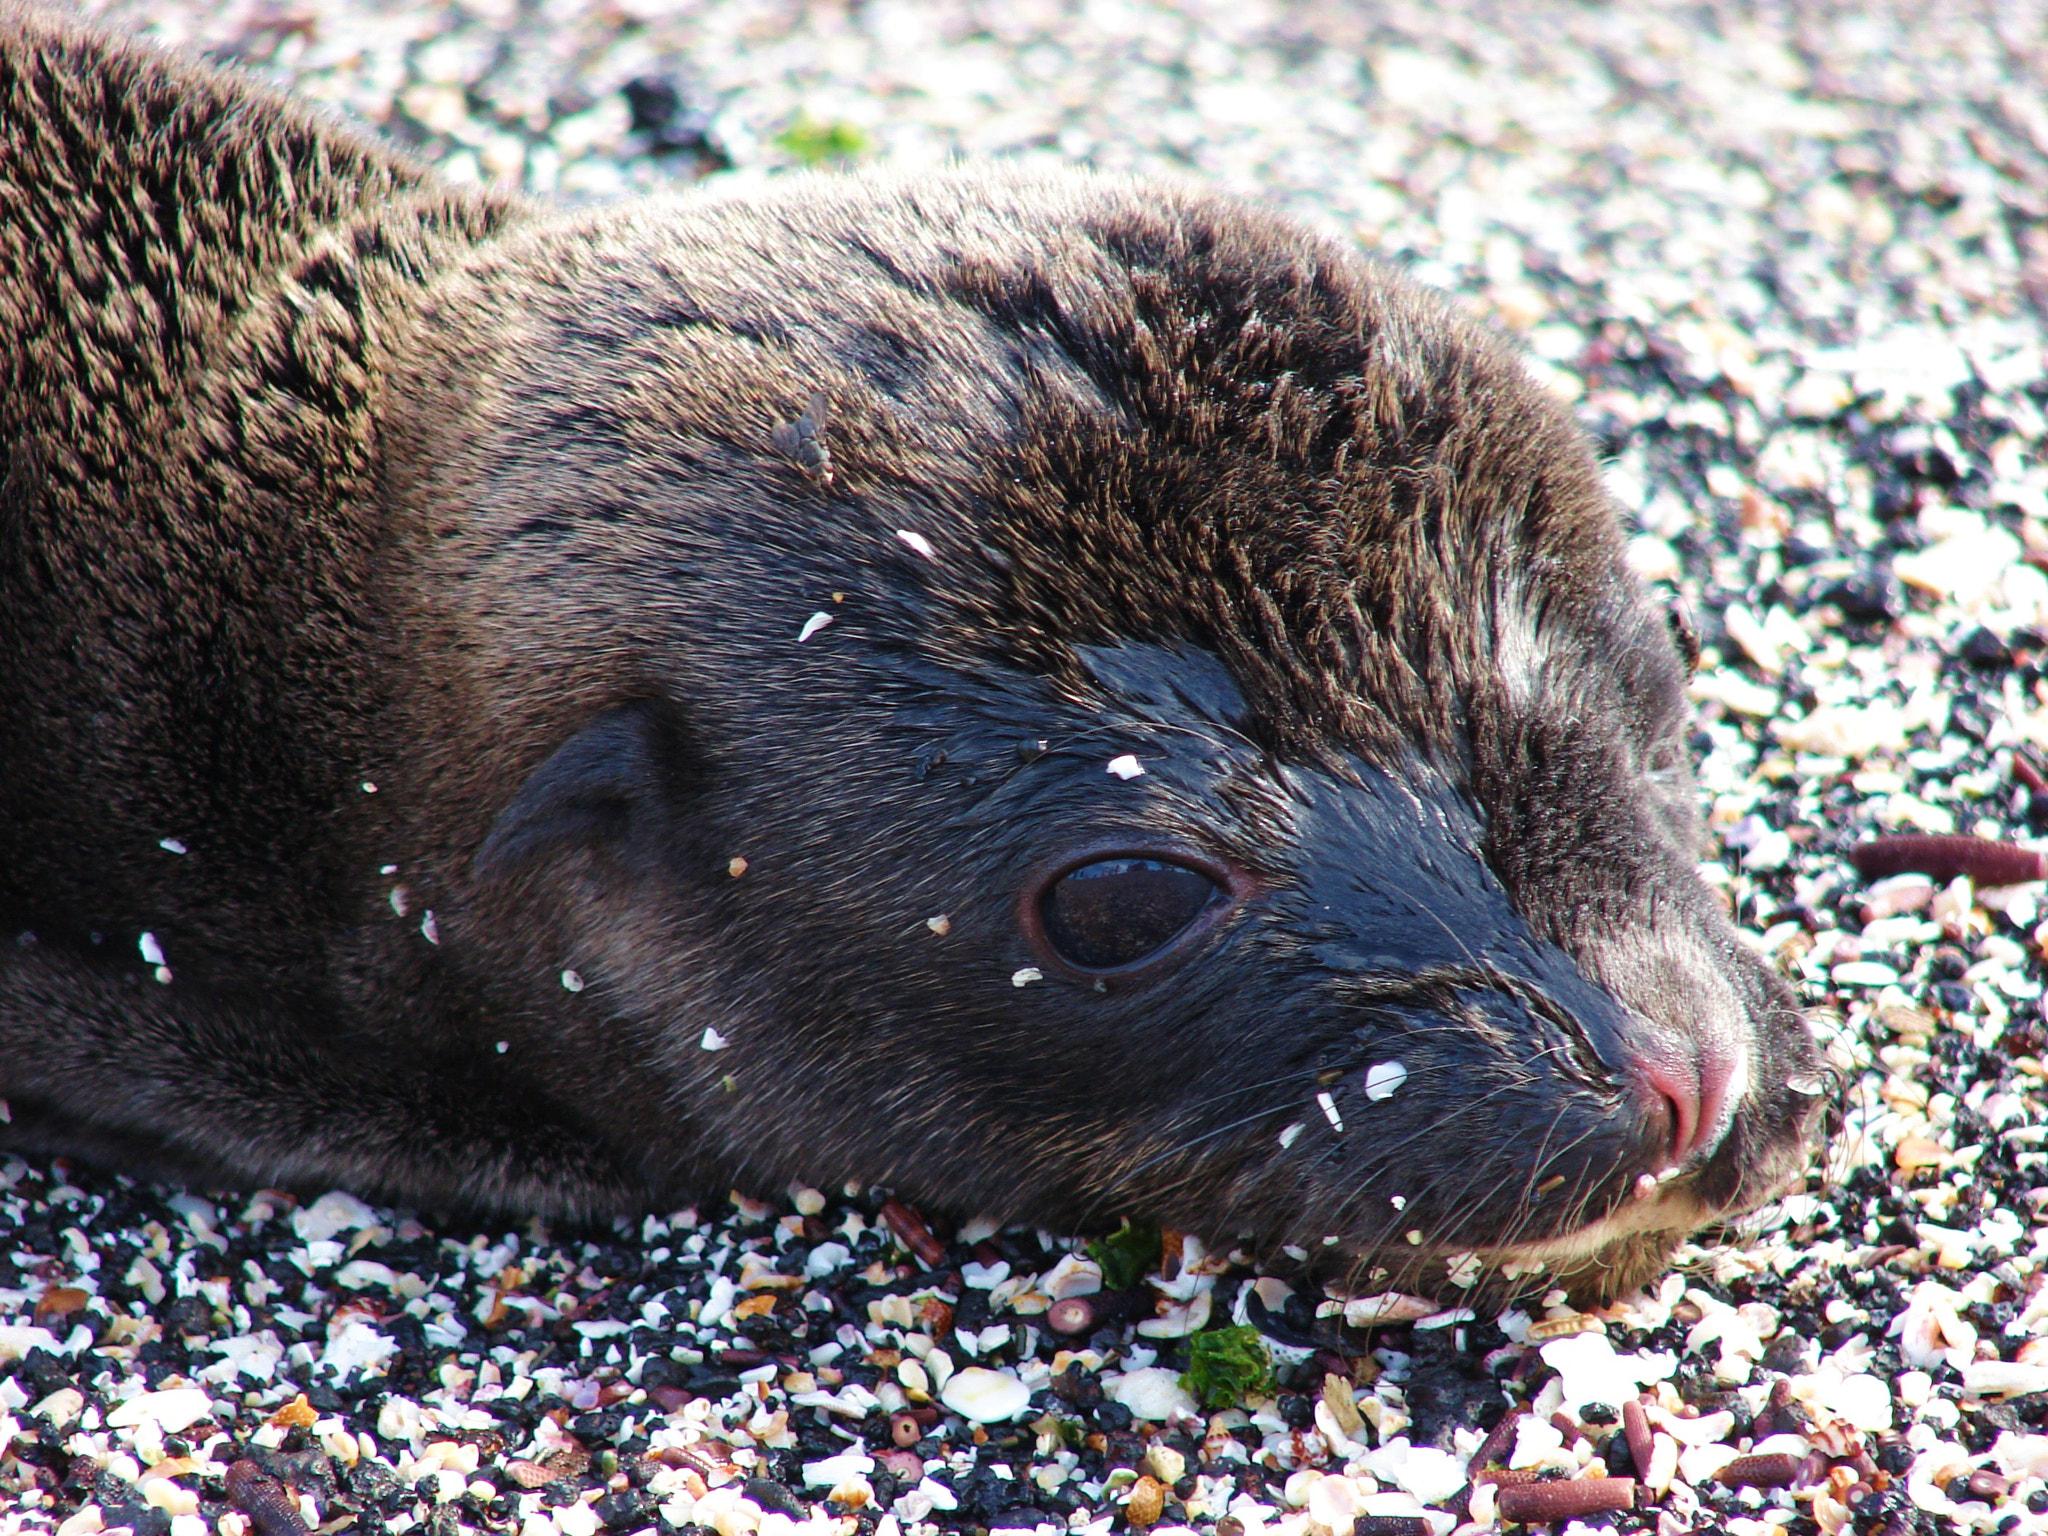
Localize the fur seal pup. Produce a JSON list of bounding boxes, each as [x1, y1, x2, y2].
[[0, 6, 1821, 1300]]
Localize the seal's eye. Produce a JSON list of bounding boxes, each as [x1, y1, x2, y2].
[[1039, 858, 1222, 971]]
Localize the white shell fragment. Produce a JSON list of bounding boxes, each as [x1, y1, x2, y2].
[[1362, 1439, 1466, 1505], [1341, 1292, 1436, 1328], [802, 1449, 876, 1488], [1540, 1331, 1676, 1415], [1011, 967, 1043, 986], [292, 1190, 378, 1241], [894, 529, 936, 559], [1964, 1360, 2048, 1399], [1277, 1121, 1304, 1149], [939, 1366, 1032, 1423], [1103, 1366, 1197, 1422], [138, 932, 165, 966], [158, 838, 186, 854], [0, 1326, 58, 1363], [1316, 1090, 1344, 1131], [1040, 1253, 1104, 1298], [700, 1027, 731, 1051], [105, 1388, 214, 1435], [1137, 1290, 1212, 1338], [1363, 1061, 1408, 1100], [419, 911, 439, 945], [560, 969, 585, 992], [1105, 754, 1144, 779], [797, 611, 835, 643]]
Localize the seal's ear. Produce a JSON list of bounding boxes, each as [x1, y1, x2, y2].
[[473, 702, 694, 881]]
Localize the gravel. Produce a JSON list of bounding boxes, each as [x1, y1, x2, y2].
[[12, 1, 2048, 1533]]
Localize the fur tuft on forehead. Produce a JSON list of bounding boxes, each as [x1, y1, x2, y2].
[[491, 166, 1663, 771], [901, 180, 1664, 771]]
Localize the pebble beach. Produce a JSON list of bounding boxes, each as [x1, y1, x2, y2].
[[8, 2, 2048, 1534]]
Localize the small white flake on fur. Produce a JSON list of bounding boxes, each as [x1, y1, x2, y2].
[[1277, 1122, 1303, 1149], [1012, 966, 1043, 986], [154, 966, 172, 985], [361, 781, 377, 793], [379, 864, 397, 875], [701, 1027, 731, 1051], [420, 911, 439, 945], [895, 529, 936, 558], [494, 1042, 509, 1054], [798, 611, 834, 643], [389, 886, 409, 917], [1364, 1061, 1408, 1100], [159, 838, 186, 854], [139, 932, 165, 966], [0, 1100, 10, 1123], [1391, 1194, 1407, 1210], [926, 914, 951, 935], [561, 969, 585, 992], [1317, 1090, 1344, 1131], [1106, 754, 1144, 779]]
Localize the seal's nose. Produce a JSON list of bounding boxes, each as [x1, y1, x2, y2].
[[1633, 1036, 1749, 1168]]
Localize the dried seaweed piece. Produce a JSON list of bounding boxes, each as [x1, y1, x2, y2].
[[1494, 1477, 1636, 1521], [1848, 833, 2045, 885], [225, 1460, 312, 1536]]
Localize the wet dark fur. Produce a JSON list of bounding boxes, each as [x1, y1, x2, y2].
[[0, 6, 1820, 1299]]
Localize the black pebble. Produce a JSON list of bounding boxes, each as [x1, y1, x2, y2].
[[742, 1479, 806, 1519], [1603, 1433, 1635, 1477], [1820, 566, 1903, 623], [570, 1409, 624, 1442], [102, 1506, 171, 1536], [20, 1349, 75, 1399], [594, 1491, 651, 1530], [1960, 627, 2014, 668], [619, 76, 729, 167]]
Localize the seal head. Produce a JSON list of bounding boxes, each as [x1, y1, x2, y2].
[[404, 170, 1821, 1298], [0, 10, 1820, 1302]]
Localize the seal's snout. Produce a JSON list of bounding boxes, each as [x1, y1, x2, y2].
[[1628, 1025, 1750, 1169]]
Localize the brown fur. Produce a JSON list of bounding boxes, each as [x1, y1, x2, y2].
[[0, 5, 1819, 1298]]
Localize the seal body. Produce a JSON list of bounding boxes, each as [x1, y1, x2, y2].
[[0, 7, 1819, 1298]]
